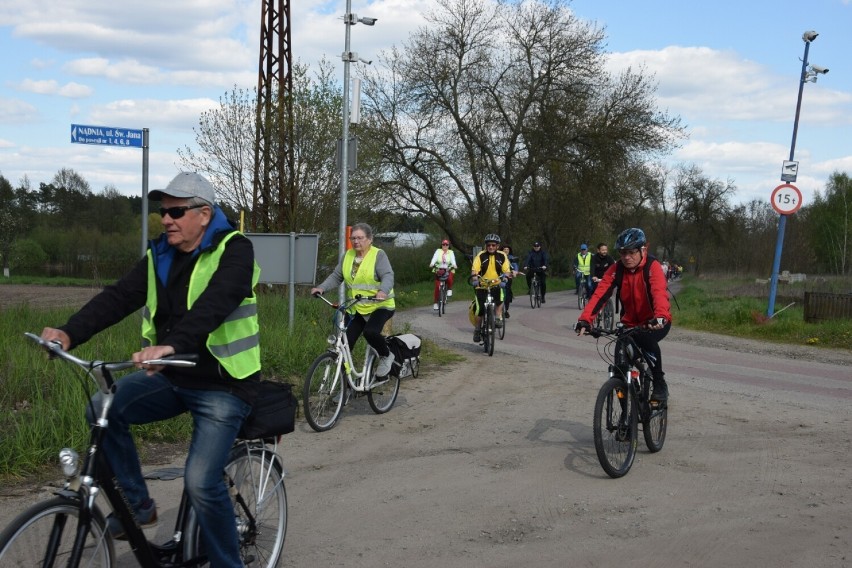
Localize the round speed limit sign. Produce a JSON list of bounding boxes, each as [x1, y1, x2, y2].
[[770, 183, 803, 215]]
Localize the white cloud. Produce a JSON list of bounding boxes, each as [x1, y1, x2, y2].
[[15, 78, 91, 98], [0, 138, 15, 149], [88, 97, 219, 132], [0, 97, 38, 123]]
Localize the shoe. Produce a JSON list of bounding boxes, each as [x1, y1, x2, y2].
[[541, 297, 546, 303], [473, 329, 481, 343], [376, 354, 395, 377], [504, 310, 510, 319], [107, 499, 157, 540], [650, 377, 669, 402], [447, 290, 453, 297], [495, 318, 503, 328], [433, 303, 439, 310]]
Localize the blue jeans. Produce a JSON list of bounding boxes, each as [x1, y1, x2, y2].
[[88, 371, 251, 568]]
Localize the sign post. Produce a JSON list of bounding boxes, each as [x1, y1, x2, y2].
[[71, 124, 149, 255], [767, 183, 804, 317]]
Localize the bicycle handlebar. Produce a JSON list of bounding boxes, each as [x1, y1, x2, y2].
[[25, 332, 198, 393]]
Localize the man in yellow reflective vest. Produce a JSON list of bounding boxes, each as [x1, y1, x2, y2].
[[41, 172, 260, 567], [573, 243, 592, 297]]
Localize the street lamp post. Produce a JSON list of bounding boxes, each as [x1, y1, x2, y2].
[[338, 1, 376, 302], [767, 30, 826, 317]]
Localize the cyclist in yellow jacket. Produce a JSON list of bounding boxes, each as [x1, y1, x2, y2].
[[470, 233, 511, 342]]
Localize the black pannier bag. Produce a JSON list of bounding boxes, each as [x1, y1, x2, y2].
[[238, 380, 298, 440], [386, 334, 422, 378]]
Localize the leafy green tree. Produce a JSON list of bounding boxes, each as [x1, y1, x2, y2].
[[805, 172, 852, 274]]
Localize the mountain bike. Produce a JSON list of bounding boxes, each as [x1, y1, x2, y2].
[[0, 333, 288, 567], [303, 294, 401, 432], [528, 270, 543, 309], [473, 277, 503, 356], [434, 268, 451, 317], [588, 325, 668, 478]]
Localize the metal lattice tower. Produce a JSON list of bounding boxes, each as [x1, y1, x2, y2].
[[252, 0, 294, 231]]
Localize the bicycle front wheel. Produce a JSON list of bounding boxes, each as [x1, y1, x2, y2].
[[303, 351, 345, 432], [439, 282, 447, 316], [593, 377, 638, 478], [184, 443, 287, 568], [602, 297, 615, 330], [0, 496, 114, 567], [577, 283, 587, 310], [486, 305, 495, 356], [529, 281, 536, 309], [498, 309, 506, 340]]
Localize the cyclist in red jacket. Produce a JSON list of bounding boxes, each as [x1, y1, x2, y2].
[[575, 228, 672, 402]]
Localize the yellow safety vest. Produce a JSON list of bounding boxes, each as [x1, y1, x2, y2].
[[342, 246, 395, 315], [576, 253, 591, 275], [142, 231, 261, 379]]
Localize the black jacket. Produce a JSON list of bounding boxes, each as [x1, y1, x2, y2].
[[60, 221, 258, 395]]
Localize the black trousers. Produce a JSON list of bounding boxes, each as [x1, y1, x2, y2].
[[345, 308, 394, 357]]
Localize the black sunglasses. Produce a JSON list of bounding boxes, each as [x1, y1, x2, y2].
[[159, 204, 205, 219]]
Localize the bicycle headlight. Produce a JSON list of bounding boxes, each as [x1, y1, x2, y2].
[[326, 334, 336, 345], [59, 448, 80, 478]]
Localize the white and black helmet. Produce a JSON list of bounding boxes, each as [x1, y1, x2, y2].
[[484, 233, 501, 244]]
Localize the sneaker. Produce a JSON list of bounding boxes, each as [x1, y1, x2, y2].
[[447, 289, 453, 297], [433, 303, 439, 310], [107, 499, 157, 540], [504, 310, 510, 319], [473, 329, 481, 343], [495, 318, 503, 328], [541, 297, 546, 303], [650, 377, 669, 402], [376, 354, 395, 377]]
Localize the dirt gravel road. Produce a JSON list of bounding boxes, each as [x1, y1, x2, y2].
[[2, 288, 851, 567]]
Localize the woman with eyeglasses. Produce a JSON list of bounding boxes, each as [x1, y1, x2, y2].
[[428, 239, 458, 310], [311, 223, 396, 378]]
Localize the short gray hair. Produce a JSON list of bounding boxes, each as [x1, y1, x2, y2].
[[350, 222, 373, 239]]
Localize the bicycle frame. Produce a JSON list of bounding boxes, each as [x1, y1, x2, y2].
[[315, 294, 382, 394]]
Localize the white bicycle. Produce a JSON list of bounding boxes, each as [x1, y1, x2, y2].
[[303, 294, 401, 432]]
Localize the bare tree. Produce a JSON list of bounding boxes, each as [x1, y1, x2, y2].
[[677, 165, 736, 276], [360, 0, 683, 252]]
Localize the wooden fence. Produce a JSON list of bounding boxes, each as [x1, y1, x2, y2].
[[803, 292, 852, 323]]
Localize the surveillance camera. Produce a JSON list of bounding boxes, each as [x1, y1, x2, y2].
[[802, 30, 818, 42], [810, 64, 829, 74], [359, 16, 377, 25]]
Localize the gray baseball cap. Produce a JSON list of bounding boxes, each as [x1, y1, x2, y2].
[[149, 172, 216, 205]]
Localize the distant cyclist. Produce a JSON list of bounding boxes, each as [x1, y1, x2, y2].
[[501, 244, 519, 318], [429, 238, 458, 310], [523, 241, 549, 303], [590, 242, 615, 296], [573, 243, 592, 297], [470, 233, 511, 342], [575, 228, 672, 402]]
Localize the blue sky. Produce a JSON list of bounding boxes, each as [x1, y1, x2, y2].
[[1, 0, 851, 208]]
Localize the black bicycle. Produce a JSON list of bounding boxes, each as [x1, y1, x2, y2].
[[589, 325, 667, 478], [0, 333, 288, 567], [576, 271, 589, 310], [528, 269, 543, 309]]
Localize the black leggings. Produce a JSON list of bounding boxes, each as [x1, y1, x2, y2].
[[345, 308, 394, 357], [630, 322, 671, 379]]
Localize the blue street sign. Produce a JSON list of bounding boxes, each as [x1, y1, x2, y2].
[[70, 124, 144, 148]]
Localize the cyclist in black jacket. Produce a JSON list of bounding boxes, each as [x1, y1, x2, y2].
[[590, 242, 615, 296], [524, 241, 550, 303]]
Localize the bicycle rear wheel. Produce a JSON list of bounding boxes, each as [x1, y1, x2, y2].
[[303, 351, 345, 432], [642, 377, 668, 452], [184, 442, 287, 568], [0, 496, 114, 567], [368, 356, 401, 414], [593, 377, 638, 478]]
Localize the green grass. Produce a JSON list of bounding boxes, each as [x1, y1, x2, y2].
[[673, 274, 852, 350]]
